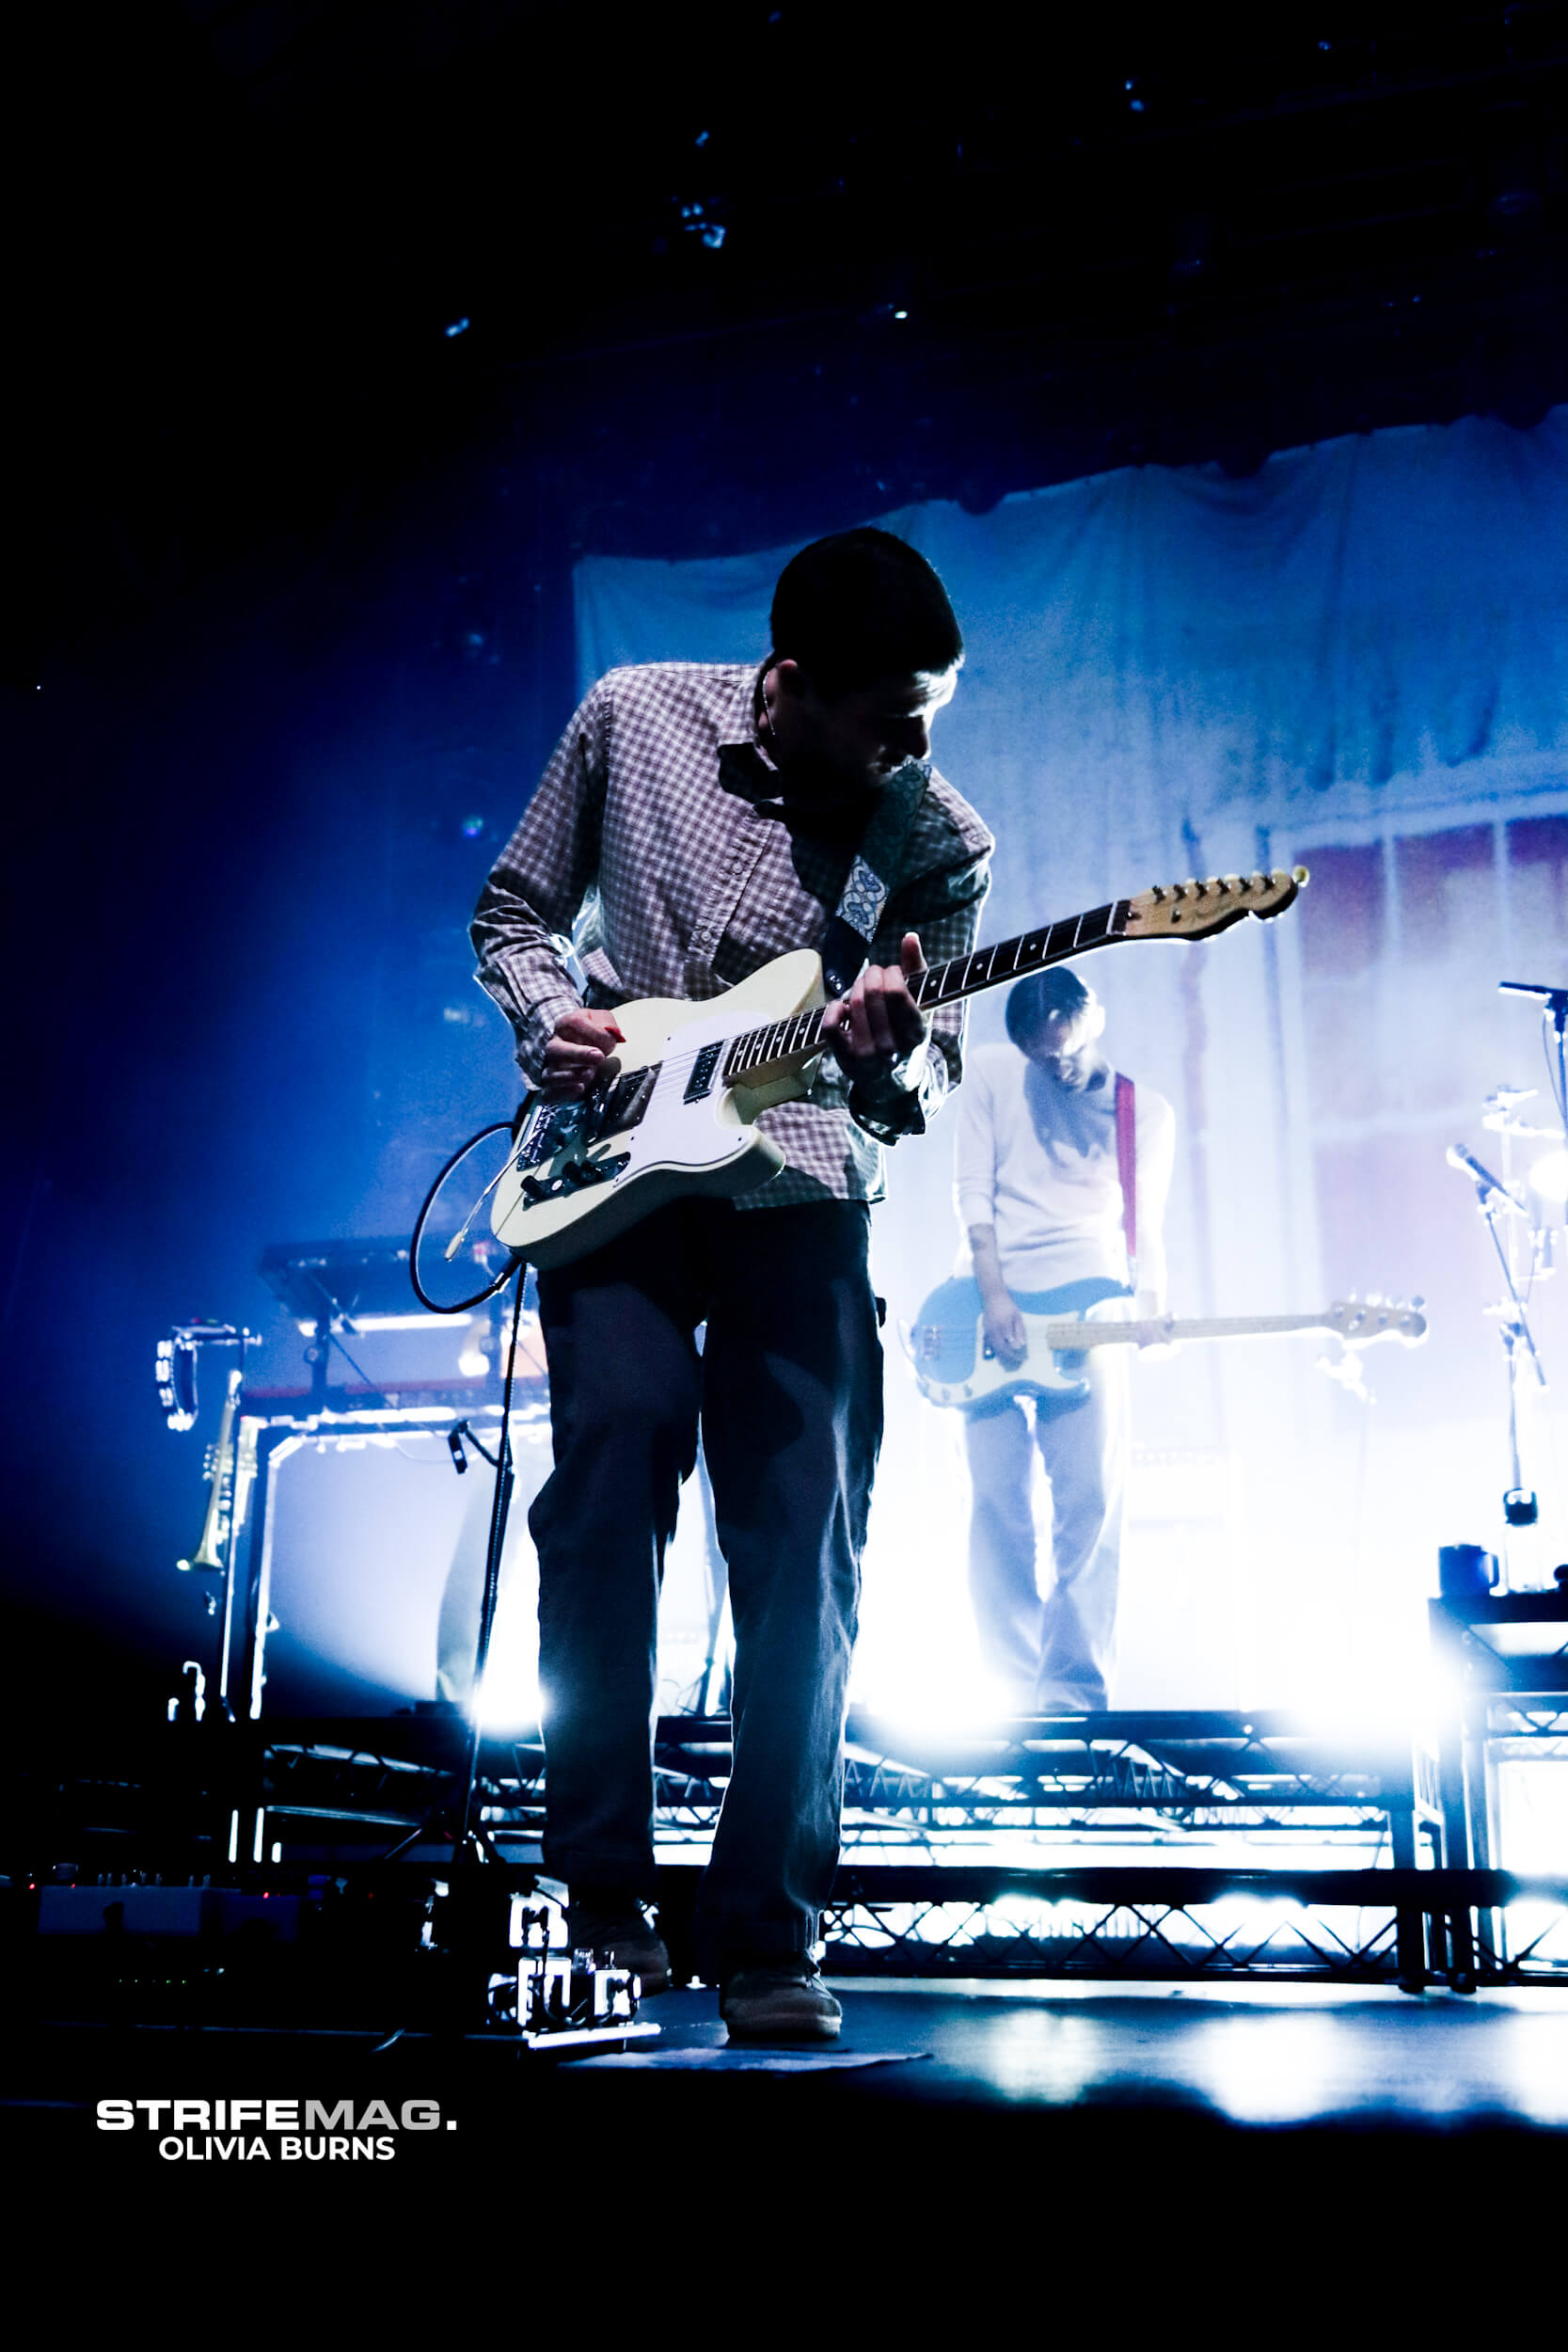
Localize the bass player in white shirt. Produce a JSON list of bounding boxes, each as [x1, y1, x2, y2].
[[954, 964, 1175, 1713]]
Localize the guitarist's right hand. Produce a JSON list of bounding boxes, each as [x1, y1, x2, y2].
[[540, 1009, 626, 1101], [979, 1290, 1028, 1370]]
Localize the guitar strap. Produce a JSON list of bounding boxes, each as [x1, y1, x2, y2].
[[817, 767, 927, 998], [1115, 1072, 1137, 1287]]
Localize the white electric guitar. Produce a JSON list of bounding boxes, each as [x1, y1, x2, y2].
[[475, 866, 1307, 1273], [908, 1276, 1427, 1411]]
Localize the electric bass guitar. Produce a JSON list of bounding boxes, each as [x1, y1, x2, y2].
[[479, 866, 1307, 1273], [908, 1276, 1427, 1411]]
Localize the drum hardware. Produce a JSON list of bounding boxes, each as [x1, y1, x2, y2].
[[1449, 985, 1568, 1580], [1448, 1139, 1544, 1562]]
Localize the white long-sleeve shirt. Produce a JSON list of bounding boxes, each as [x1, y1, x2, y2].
[[954, 1044, 1175, 1301]]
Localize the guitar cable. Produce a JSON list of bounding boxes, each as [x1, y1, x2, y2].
[[410, 1118, 524, 1314]]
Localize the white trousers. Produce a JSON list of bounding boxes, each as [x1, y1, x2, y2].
[[962, 1353, 1129, 1712]]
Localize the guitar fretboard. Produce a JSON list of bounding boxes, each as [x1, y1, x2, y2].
[[722, 898, 1131, 1084], [1035, 1313, 1341, 1350]]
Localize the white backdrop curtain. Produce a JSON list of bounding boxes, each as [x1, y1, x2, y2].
[[572, 413, 1568, 1722]]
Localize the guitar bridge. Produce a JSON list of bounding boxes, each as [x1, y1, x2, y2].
[[596, 1066, 658, 1134], [514, 1065, 656, 1182], [515, 1099, 584, 1170]]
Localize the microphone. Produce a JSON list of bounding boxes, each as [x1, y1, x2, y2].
[[1447, 1143, 1527, 1217]]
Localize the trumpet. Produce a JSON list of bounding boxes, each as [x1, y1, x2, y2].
[[179, 1368, 244, 1574]]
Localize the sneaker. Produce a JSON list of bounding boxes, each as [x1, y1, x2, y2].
[[567, 1892, 672, 1995], [721, 1957, 842, 2042]]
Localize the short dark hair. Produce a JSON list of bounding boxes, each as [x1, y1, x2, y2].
[[769, 529, 963, 699], [1006, 965, 1092, 1048]]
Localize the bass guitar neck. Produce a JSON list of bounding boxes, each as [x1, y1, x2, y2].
[[910, 1279, 1426, 1411]]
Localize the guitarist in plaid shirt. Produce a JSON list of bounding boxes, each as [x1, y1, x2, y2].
[[472, 530, 991, 2039]]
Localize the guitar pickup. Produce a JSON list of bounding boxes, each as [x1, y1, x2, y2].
[[683, 1041, 723, 1104]]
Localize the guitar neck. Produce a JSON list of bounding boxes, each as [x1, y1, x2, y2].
[[1035, 1312, 1338, 1351], [723, 898, 1131, 1085]]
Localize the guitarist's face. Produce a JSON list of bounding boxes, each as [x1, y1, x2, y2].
[[770, 662, 958, 796], [1022, 998, 1107, 1089]]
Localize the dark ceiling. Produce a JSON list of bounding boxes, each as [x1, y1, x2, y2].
[[11, 2, 1568, 663]]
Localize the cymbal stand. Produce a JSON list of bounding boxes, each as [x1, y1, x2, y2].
[[1486, 985, 1568, 1581], [1452, 1130, 1546, 1590]]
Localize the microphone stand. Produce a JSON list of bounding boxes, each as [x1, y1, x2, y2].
[[1499, 982, 1568, 1142], [382, 1266, 528, 1872], [1487, 1202, 1544, 1583], [1485, 982, 1568, 1581], [1449, 1141, 1546, 1591]]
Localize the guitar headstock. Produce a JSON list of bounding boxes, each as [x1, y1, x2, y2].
[[1323, 1296, 1429, 1345], [1123, 866, 1307, 941]]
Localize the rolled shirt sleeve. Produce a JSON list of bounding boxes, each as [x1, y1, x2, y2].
[[846, 840, 990, 1143]]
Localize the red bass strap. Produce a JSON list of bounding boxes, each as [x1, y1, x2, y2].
[[1115, 1072, 1137, 1287]]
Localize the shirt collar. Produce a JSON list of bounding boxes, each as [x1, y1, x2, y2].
[[717, 665, 770, 758]]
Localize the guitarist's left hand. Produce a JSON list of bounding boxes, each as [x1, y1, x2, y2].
[[1134, 1290, 1178, 1358], [822, 931, 928, 1085]]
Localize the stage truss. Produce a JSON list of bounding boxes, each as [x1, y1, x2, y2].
[[813, 1866, 1568, 1990], [11, 1708, 1567, 1993]]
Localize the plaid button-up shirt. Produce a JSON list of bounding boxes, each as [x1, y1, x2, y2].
[[471, 662, 992, 1208]]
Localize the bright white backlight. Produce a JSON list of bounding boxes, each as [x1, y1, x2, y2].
[[1529, 1148, 1568, 1206]]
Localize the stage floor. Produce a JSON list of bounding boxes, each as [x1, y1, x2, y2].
[[9, 1977, 1568, 2200], [584, 1977, 1568, 2129]]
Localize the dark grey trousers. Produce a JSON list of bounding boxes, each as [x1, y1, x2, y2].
[[530, 1197, 881, 1975]]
